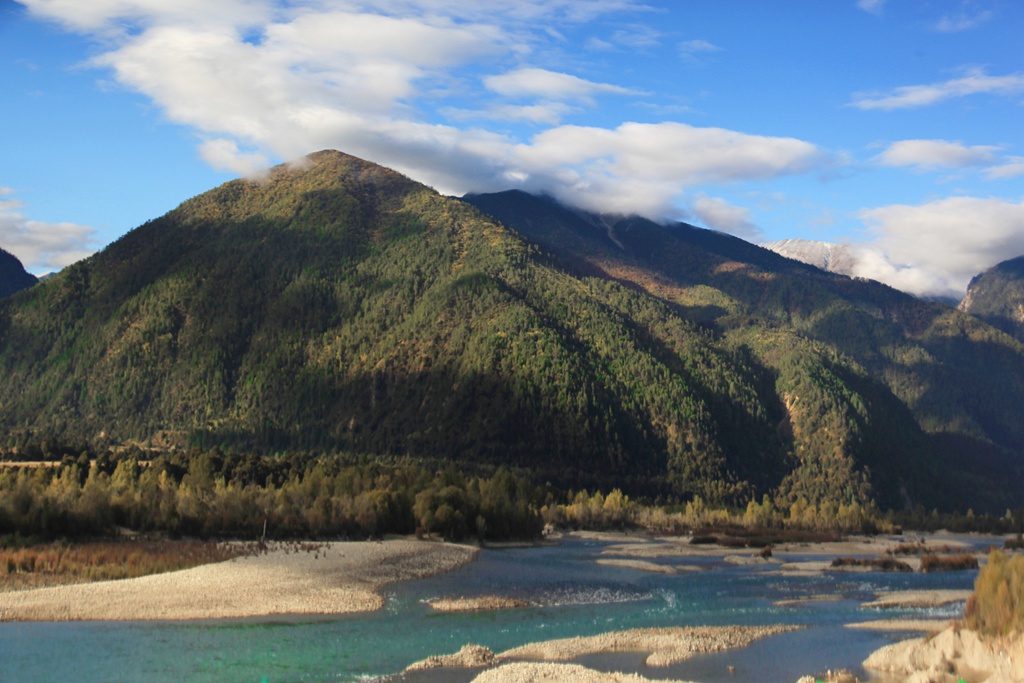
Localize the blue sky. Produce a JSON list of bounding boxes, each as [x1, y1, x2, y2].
[[2, 0, 1023, 298]]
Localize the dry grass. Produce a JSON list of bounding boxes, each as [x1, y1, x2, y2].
[[919, 554, 979, 573], [887, 543, 961, 556], [0, 540, 261, 591]]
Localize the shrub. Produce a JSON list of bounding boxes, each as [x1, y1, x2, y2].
[[919, 554, 979, 572], [964, 550, 1024, 636], [689, 535, 718, 545], [830, 556, 912, 572], [888, 542, 960, 556]]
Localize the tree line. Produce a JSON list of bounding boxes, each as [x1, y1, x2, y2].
[[3, 446, 1021, 544]]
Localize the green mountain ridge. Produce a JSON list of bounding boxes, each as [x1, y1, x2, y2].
[[0, 247, 37, 299], [1, 151, 1021, 511]]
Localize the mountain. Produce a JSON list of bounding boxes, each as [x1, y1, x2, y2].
[[0, 151, 1021, 512], [0, 248, 37, 299], [462, 190, 1024, 510], [959, 256, 1024, 341], [759, 238, 858, 277]]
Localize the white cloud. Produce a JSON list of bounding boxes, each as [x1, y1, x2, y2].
[[850, 68, 1024, 110], [609, 24, 661, 49], [856, 0, 886, 14], [876, 139, 1001, 170], [484, 68, 639, 102], [854, 196, 1024, 298], [199, 139, 271, 176], [691, 196, 759, 239], [20, 0, 648, 32], [19, 0, 273, 35], [985, 157, 1024, 180], [444, 102, 576, 126], [14, 0, 827, 222], [0, 188, 96, 273], [513, 122, 824, 217], [679, 39, 722, 54], [934, 10, 993, 33]]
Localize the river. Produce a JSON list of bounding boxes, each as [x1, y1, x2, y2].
[[0, 535, 982, 682]]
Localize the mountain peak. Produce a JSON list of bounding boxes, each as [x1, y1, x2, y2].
[[759, 238, 858, 277]]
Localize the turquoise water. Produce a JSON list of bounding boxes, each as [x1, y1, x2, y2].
[[0, 538, 976, 683]]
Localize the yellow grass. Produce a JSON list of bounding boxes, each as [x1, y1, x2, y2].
[[0, 540, 258, 590]]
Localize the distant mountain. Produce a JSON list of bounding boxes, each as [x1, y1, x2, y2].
[[0, 152, 1021, 512], [0, 248, 37, 299], [959, 256, 1024, 341], [464, 190, 1024, 510], [760, 238, 858, 277]]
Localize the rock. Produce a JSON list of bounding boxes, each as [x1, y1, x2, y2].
[[406, 644, 496, 670]]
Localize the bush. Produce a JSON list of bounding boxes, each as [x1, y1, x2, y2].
[[965, 550, 1024, 636], [919, 554, 979, 572], [830, 556, 912, 572]]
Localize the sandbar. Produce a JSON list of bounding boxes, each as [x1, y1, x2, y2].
[[499, 625, 802, 667], [470, 662, 698, 682], [860, 589, 972, 609], [0, 539, 477, 621], [595, 558, 699, 574], [427, 596, 531, 612], [846, 619, 952, 631], [773, 594, 843, 607], [407, 625, 800, 678]]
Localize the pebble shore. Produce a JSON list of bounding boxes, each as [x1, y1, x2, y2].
[[0, 539, 477, 621]]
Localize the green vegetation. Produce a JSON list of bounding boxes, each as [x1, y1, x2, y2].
[[965, 550, 1024, 636], [0, 449, 545, 542], [465, 190, 1024, 512], [0, 151, 1022, 518]]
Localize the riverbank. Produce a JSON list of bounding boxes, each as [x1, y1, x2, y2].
[[0, 539, 477, 621], [864, 624, 1024, 682]]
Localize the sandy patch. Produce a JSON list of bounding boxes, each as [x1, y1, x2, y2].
[[774, 594, 844, 607], [427, 596, 531, 612], [499, 625, 802, 667], [778, 561, 833, 574], [595, 559, 699, 574], [470, 662, 698, 683], [846, 619, 952, 632], [860, 589, 972, 609], [0, 539, 477, 621]]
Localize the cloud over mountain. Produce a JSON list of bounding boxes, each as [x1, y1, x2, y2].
[[19, 0, 827, 221], [0, 188, 96, 273]]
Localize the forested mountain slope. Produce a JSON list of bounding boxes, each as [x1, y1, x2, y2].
[[463, 191, 1024, 510], [0, 152, 1020, 511]]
